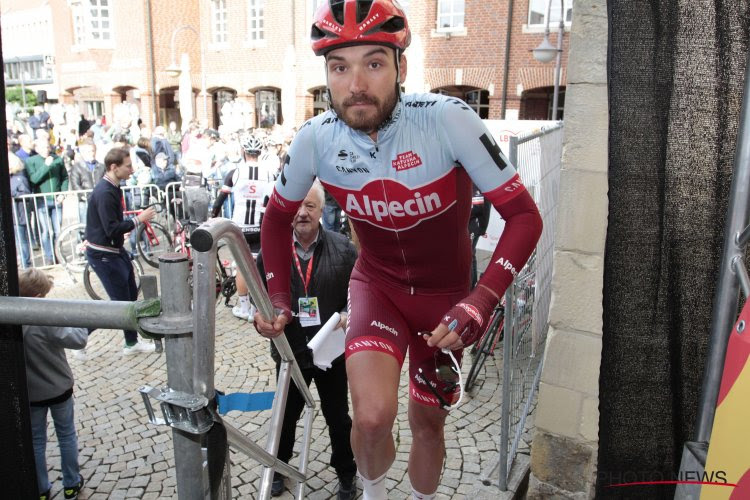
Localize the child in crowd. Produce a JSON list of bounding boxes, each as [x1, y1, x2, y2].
[[19, 269, 87, 500]]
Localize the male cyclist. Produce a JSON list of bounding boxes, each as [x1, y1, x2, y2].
[[256, 1, 542, 498], [212, 134, 274, 319]]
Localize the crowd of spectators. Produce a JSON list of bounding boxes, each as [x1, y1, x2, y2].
[[7, 104, 293, 268]]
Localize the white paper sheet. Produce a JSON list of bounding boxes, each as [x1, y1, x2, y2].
[[306, 312, 345, 370]]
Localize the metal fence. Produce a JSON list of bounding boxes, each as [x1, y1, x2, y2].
[[11, 184, 165, 269], [495, 123, 564, 490]]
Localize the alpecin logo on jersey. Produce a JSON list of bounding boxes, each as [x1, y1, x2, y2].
[[392, 151, 422, 171], [321, 173, 456, 231]]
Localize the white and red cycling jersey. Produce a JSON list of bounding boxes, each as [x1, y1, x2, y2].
[[261, 93, 542, 406], [262, 92, 541, 303]]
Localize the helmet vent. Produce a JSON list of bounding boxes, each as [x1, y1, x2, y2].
[[330, 0, 346, 25], [378, 16, 405, 33], [356, 0, 374, 23]]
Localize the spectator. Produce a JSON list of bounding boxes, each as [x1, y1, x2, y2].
[[25, 138, 67, 264], [211, 134, 274, 320], [151, 125, 176, 166], [150, 152, 180, 192], [16, 134, 35, 163], [85, 147, 157, 354], [257, 183, 357, 499], [77, 114, 91, 137], [19, 268, 87, 500], [468, 185, 491, 288], [166, 121, 183, 160], [134, 136, 152, 168], [9, 150, 32, 268], [68, 140, 105, 223]]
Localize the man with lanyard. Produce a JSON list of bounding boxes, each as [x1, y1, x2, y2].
[[211, 133, 274, 320], [257, 183, 357, 498], [85, 147, 157, 355], [256, 1, 543, 498]]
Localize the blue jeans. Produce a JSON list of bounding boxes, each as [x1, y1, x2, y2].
[[15, 223, 32, 268], [322, 202, 342, 232], [86, 249, 139, 345], [36, 197, 62, 263], [30, 396, 80, 493]]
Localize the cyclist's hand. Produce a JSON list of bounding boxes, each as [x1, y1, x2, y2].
[[138, 206, 156, 223], [425, 285, 499, 350], [337, 312, 348, 330], [253, 308, 290, 338]]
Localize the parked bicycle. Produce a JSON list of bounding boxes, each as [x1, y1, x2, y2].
[[54, 221, 145, 301], [465, 303, 505, 392]]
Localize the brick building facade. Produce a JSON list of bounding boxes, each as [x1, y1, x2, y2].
[[3, 0, 572, 129]]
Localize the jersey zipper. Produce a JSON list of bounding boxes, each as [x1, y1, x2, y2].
[[374, 137, 413, 292]]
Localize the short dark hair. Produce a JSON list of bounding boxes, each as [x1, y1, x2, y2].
[[104, 147, 130, 171]]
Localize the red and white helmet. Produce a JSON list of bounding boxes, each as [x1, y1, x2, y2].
[[310, 0, 411, 57]]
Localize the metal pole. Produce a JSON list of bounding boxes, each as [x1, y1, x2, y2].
[[259, 361, 293, 500], [499, 285, 515, 491], [191, 219, 316, 406], [160, 253, 205, 499], [192, 246, 218, 400], [551, 0, 564, 120], [0, 297, 137, 331], [201, 43, 207, 122], [19, 60, 27, 110], [694, 47, 750, 442]]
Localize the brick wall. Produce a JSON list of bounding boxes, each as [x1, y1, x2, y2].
[[5, 0, 573, 127]]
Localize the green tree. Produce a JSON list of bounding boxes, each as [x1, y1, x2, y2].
[[5, 86, 37, 108]]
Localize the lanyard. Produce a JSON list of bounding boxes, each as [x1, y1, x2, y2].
[[292, 243, 314, 297]]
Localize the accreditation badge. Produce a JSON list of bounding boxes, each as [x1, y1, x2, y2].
[[298, 297, 321, 327]]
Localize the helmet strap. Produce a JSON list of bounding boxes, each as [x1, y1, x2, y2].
[[395, 49, 403, 102]]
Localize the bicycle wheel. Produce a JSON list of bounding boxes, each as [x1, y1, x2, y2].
[[137, 221, 172, 268], [84, 258, 144, 301], [465, 309, 504, 392], [55, 223, 88, 273]]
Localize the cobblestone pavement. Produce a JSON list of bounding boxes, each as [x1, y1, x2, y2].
[[38, 266, 533, 499]]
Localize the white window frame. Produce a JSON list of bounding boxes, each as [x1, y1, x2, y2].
[[246, 0, 265, 45], [69, 0, 114, 49], [527, 0, 573, 28], [436, 0, 465, 33], [210, 0, 229, 45]]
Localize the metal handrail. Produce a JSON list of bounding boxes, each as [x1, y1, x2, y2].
[[191, 218, 316, 500]]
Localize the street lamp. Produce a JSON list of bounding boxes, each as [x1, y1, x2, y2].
[[166, 25, 207, 122], [532, 0, 565, 120]]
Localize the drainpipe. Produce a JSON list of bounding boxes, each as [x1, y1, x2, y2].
[[146, 0, 158, 127], [500, 0, 514, 119]]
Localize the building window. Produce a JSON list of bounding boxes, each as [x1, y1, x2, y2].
[[528, 0, 573, 27], [465, 89, 490, 119], [312, 87, 328, 116], [86, 101, 105, 118], [3, 58, 52, 85], [437, 0, 464, 32], [248, 0, 265, 42], [70, 0, 113, 46], [211, 0, 228, 44], [432, 86, 489, 119], [255, 89, 280, 128]]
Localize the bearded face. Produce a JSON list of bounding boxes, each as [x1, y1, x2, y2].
[[325, 45, 405, 136]]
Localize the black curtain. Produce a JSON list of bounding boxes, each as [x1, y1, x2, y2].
[[0, 33, 39, 497], [600, 1, 750, 497]]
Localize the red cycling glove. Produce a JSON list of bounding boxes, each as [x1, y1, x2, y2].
[[440, 286, 499, 348]]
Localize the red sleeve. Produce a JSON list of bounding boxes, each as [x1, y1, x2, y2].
[[478, 174, 543, 297], [259, 188, 300, 314]]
